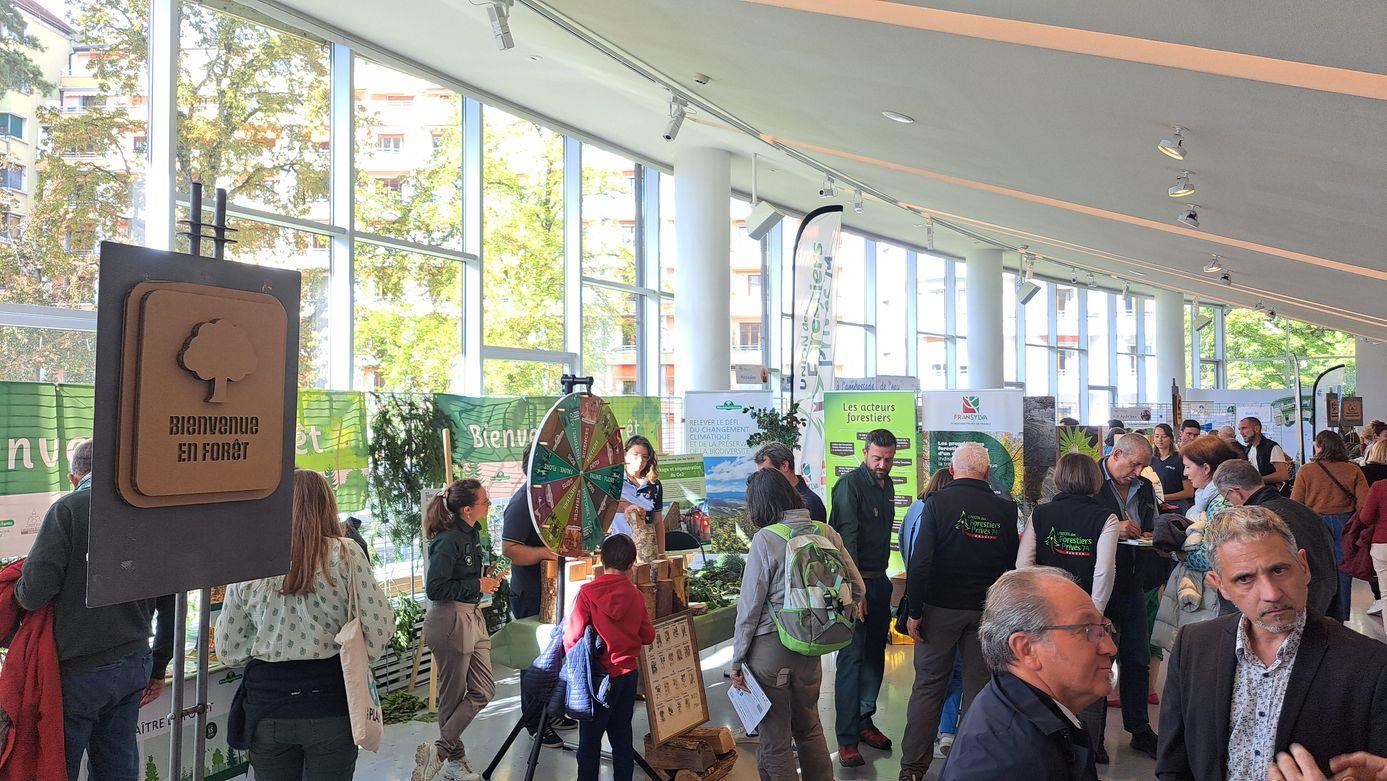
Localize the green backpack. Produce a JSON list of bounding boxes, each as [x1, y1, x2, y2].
[[765, 520, 857, 656]]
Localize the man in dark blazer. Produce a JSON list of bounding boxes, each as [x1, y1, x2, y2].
[[1157, 506, 1387, 781]]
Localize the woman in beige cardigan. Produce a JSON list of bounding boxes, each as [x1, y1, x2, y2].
[[1292, 430, 1370, 618]]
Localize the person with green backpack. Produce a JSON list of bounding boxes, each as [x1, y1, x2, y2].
[[731, 469, 866, 781]]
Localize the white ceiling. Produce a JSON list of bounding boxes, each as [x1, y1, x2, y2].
[[267, 0, 1387, 339]]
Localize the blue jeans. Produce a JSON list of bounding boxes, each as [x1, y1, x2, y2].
[[938, 652, 964, 735], [1322, 512, 1354, 618], [62, 648, 152, 781], [834, 576, 892, 745], [577, 672, 637, 781], [1108, 589, 1152, 735]]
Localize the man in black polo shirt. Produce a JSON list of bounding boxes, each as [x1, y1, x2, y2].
[[754, 441, 827, 522], [501, 445, 574, 743], [829, 428, 898, 766], [898, 442, 1019, 781], [1096, 432, 1162, 759]]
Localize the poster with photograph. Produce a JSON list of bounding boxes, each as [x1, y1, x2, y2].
[[660, 453, 710, 542], [923, 390, 1024, 499], [684, 391, 772, 544]]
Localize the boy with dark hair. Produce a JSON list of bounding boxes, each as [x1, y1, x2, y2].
[[563, 534, 655, 781]]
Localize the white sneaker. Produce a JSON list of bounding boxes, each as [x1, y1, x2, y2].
[[437, 757, 482, 781], [1368, 599, 1383, 617], [412, 743, 444, 781], [933, 733, 954, 758]]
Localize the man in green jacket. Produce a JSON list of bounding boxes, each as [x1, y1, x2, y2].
[[830, 428, 899, 766], [16, 440, 176, 781]]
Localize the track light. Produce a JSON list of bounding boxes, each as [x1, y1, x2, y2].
[[1219, 272, 1232, 286], [1194, 313, 1212, 331], [662, 95, 687, 142], [486, 0, 514, 51], [1177, 205, 1200, 229], [925, 216, 934, 250], [1168, 171, 1196, 198], [1158, 126, 1189, 161], [1121, 282, 1132, 301], [818, 176, 835, 199], [852, 189, 864, 214], [1017, 280, 1042, 305], [1267, 309, 1277, 320], [1070, 268, 1079, 285], [1203, 254, 1223, 273]]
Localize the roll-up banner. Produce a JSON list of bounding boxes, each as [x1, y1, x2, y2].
[[789, 205, 843, 495]]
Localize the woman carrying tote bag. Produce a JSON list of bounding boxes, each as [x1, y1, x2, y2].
[[218, 469, 394, 780]]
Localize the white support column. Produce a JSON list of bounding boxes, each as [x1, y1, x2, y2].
[[1154, 288, 1186, 393], [674, 147, 731, 393], [1357, 338, 1387, 424], [965, 247, 1004, 388], [145, 0, 179, 250]]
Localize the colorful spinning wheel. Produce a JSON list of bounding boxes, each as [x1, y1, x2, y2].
[[527, 392, 625, 556]]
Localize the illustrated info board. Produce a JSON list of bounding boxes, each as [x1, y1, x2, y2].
[[89, 241, 300, 606], [527, 392, 625, 557], [639, 614, 710, 744]]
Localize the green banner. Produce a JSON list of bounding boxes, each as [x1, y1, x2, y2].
[[295, 390, 370, 512], [0, 382, 368, 556]]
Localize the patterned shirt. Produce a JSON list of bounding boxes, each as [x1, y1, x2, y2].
[[216, 538, 394, 668], [1226, 611, 1307, 781]]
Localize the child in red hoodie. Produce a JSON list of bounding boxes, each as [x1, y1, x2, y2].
[[563, 533, 656, 781]]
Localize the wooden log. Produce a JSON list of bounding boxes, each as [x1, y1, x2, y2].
[[656, 580, 675, 618], [540, 559, 559, 624], [643, 733, 717, 772], [684, 727, 736, 755], [698, 750, 738, 781]]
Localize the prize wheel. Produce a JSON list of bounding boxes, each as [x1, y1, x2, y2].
[[527, 392, 625, 557]]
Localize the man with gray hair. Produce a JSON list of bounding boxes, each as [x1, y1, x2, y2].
[[16, 440, 176, 781], [939, 567, 1114, 780], [1212, 459, 1340, 619], [1157, 506, 1387, 781], [898, 441, 1019, 781], [754, 441, 827, 522], [1093, 431, 1163, 758]]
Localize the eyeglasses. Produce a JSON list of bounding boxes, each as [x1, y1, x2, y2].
[[1039, 621, 1117, 645]]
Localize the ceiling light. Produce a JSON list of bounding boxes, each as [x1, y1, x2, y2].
[[1121, 282, 1132, 301], [925, 216, 934, 250], [1194, 313, 1212, 331], [881, 110, 916, 124], [1129, 269, 1146, 277], [1157, 126, 1189, 161], [1017, 280, 1042, 305], [852, 189, 864, 214], [1086, 273, 1098, 289], [1169, 171, 1196, 198], [662, 95, 687, 142], [486, 0, 514, 51], [1070, 268, 1079, 285], [818, 176, 835, 199], [1177, 205, 1200, 229], [1203, 254, 1224, 273], [1219, 271, 1232, 285], [1267, 309, 1277, 320]]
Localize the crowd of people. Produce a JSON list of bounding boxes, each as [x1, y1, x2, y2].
[[15, 416, 1387, 781]]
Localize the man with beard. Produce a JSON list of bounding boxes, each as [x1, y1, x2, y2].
[[1156, 507, 1387, 781], [829, 428, 898, 766]]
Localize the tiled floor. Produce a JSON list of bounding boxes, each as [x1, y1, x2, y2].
[[356, 582, 1386, 781]]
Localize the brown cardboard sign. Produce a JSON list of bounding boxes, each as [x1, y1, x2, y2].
[[115, 282, 287, 506], [89, 241, 300, 607]]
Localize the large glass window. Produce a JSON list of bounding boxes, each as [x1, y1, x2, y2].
[[482, 107, 564, 352], [354, 59, 462, 248], [582, 286, 638, 396], [354, 245, 462, 392], [876, 243, 908, 375], [0, 326, 96, 383], [581, 146, 637, 285]]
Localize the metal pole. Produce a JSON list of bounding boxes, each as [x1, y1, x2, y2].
[[1310, 363, 1347, 458], [188, 182, 202, 257], [194, 586, 212, 778], [168, 590, 187, 776], [1293, 357, 1306, 465]]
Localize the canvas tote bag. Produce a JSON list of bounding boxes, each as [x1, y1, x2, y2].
[[335, 539, 384, 751]]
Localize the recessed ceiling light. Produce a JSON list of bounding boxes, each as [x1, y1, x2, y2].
[[1129, 270, 1146, 277], [528, 54, 543, 62], [881, 110, 916, 124]]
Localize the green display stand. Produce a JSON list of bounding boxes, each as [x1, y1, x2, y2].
[[489, 604, 738, 672]]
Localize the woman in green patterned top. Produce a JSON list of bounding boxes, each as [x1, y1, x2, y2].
[[217, 469, 394, 781]]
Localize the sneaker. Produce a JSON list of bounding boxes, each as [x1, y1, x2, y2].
[[1369, 599, 1384, 617], [838, 744, 865, 767], [1130, 728, 1159, 760], [552, 715, 579, 731], [539, 727, 565, 748], [437, 757, 482, 781], [937, 732, 954, 757], [412, 743, 444, 781], [859, 723, 893, 751], [899, 769, 925, 781]]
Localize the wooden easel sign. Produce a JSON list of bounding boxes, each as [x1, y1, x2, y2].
[[638, 614, 708, 745]]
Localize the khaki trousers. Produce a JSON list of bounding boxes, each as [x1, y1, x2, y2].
[[745, 633, 834, 781], [424, 602, 495, 762]]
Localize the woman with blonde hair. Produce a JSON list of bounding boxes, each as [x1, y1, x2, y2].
[[413, 479, 499, 781], [218, 469, 393, 781]]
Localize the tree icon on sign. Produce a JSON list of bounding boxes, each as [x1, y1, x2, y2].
[[179, 319, 258, 403]]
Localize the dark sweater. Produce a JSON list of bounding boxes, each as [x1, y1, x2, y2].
[[15, 485, 175, 676], [426, 522, 483, 604], [906, 478, 1019, 614], [830, 463, 897, 573]]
